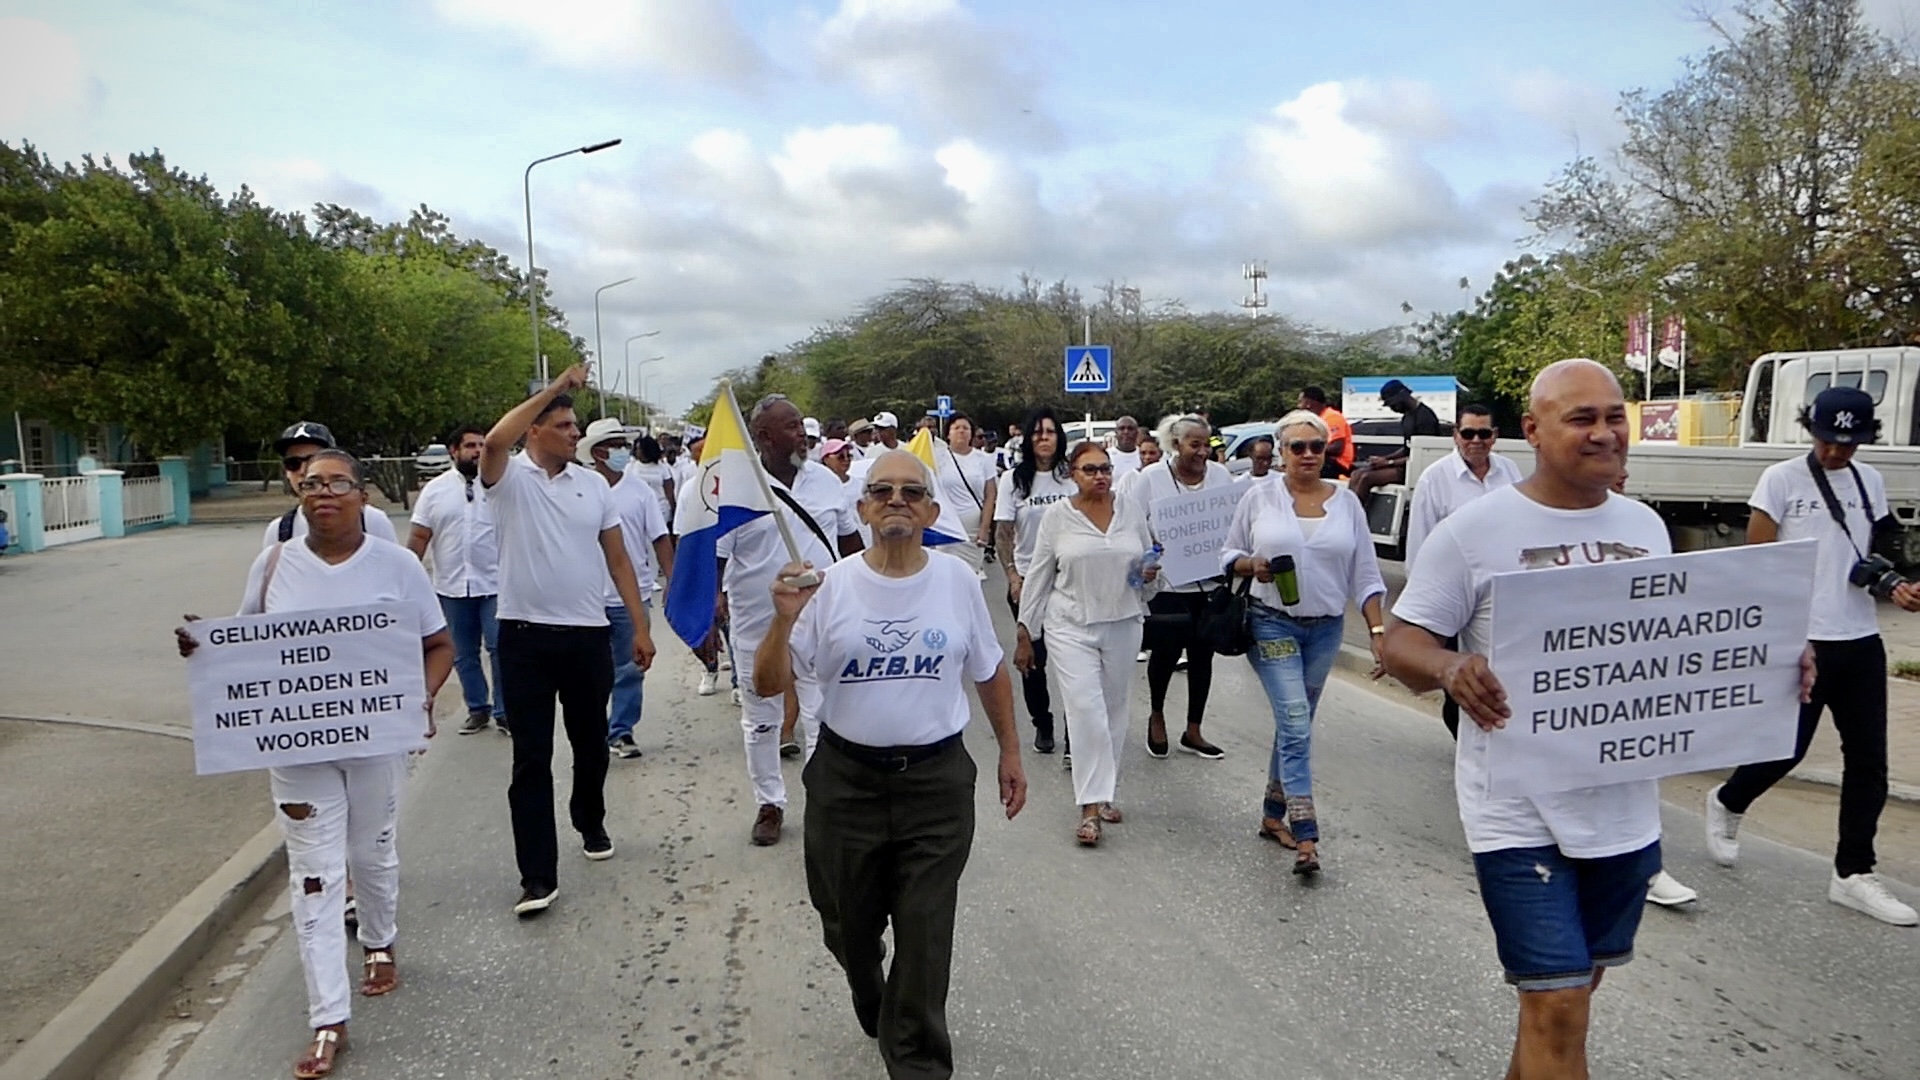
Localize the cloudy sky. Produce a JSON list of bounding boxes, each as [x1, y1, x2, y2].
[[5, 0, 1918, 414]]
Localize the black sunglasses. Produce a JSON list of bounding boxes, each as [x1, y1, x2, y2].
[[282, 454, 316, 472], [1285, 439, 1327, 455], [863, 482, 930, 504], [1456, 428, 1497, 441], [1076, 463, 1114, 475]]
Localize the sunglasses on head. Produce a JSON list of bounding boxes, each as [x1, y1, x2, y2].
[[1286, 439, 1327, 455], [863, 482, 930, 504], [1456, 428, 1496, 441], [1076, 463, 1113, 475]]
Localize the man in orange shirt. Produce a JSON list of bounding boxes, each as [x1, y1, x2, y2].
[[1298, 387, 1354, 478]]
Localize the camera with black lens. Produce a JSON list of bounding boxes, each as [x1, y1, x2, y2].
[[1848, 553, 1905, 601]]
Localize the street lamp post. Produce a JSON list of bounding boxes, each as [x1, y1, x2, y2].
[[523, 138, 621, 385], [637, 356, 664, 429], [623, 331, 662, 424], [592, 277, 636, 416]]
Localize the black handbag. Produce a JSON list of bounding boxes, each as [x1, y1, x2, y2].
[[1196, 576, 1254, 657]]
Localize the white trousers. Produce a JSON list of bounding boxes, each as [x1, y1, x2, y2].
[[733, 640, 821, 808], [1045, 617, 1141, 806], [951, 508, 988, 576], [268, 752, 407, 1027]]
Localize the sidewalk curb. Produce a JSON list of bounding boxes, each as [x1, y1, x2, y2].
[[0, 820, 284, 1080], [1331, 644, 1920, 805]]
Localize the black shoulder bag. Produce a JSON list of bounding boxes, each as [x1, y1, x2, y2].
[[1804, 451, 1877, 558], [1196, 575, 1255, 656], [771, 486, 840, 561]]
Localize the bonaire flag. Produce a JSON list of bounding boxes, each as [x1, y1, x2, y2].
[[907, 428, 971, 549], [665, 385, 770, 648]]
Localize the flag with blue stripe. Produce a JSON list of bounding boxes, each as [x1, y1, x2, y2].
[[666, 385, 770, 649]]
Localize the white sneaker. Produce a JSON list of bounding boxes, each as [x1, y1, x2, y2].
[[1645, 869, 1698, 907], [698, 671, 718, 696], [1135, 650, 1149, 663], [1705, 783, 1742, 866], [731, 687, 742, 706], [1829, 872, 1919, 926]]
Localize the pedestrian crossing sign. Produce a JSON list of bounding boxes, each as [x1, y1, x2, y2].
[[1063, 346, 1112, 393]]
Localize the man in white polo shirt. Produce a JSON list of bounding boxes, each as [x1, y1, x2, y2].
[[481, 364, 656, 917], [407, 424, 505, 736], [718, 394, 862, 846]]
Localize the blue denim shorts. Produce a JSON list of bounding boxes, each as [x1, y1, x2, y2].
[[1472, 840, 1661, 991]]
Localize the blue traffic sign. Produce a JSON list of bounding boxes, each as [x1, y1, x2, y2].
[[1063, 346, 1112, 393], [934, 394, 954, 417]]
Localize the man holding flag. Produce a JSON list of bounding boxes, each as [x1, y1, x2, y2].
[[668, 390, 862, 846]]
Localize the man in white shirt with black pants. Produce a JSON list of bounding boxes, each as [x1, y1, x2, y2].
[[1708, 386, 1920, 926], [407, 425, 505, 735], [1385, 360, 1680, 1079], [718, 394, 863, 846], [755, 448, 1026, 1079], [482, 365, 656, 917]]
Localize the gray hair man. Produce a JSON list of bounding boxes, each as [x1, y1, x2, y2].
[[755, 449, 1026, 1079]]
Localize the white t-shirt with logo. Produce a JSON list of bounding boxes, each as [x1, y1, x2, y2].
[[993, 467, 1077, 576], [239, 537, 446, 642], [262, 505, 398, 550], [788, 553, 1004, 746], [603, 473, 670, 606], [1393, 485, 1667, 858], [486, 454, 620, 627], [934, 445, 996, 518], [1750, 455, 1888, 642]]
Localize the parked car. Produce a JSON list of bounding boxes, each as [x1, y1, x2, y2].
[[414, 443, 452, 481]]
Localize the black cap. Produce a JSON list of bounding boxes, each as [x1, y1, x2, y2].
[[1378, 379, 1409, 399], [1807, 387, 1877, 445], [273, 421, 336, 455]]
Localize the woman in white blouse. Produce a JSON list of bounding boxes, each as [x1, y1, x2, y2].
[[1219, 410, 1386, 875], [933, 413, 997, 580], [1014, 442, 1160, 846]]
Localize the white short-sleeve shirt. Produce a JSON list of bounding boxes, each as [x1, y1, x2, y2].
[[993, 468, 1076, 576], [239, 538, 446, 643], [485, 453, 620, 627], [789, 553, 1004, 746], [262, 504, 398, 550], [1749, 455, 1888, 641], [1392, 486, 1667, 858], [1405, 450, 1524, 565], [934, 444, 996, 517], [719, 461, 855, 639], [604, 472, 670, 606], [408, 470, 499, 598]]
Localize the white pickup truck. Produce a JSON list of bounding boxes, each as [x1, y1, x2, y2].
[[1368, 348, 1920, 566]]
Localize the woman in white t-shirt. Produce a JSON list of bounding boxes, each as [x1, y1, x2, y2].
[[1016, 442, 1159, 845], [933, 413, 998, 580], [993, 408, 1077, 756], [177, 450, 452, 1079], [1219, 410, 1387, 876], [624, 435, 676, 521]]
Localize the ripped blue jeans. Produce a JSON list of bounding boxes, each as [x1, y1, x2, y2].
[[1245, 604, 1344, 843]]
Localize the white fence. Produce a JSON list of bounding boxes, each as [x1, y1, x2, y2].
[[123, 474, 174, 528], [41, 475, 102, 546]]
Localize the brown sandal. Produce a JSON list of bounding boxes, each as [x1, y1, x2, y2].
[[1075, 816, 1101, 846], [1293, 842, 1321, 876], [1097, 803, 1123, 824], [361, 949, 398, 996], [1257, 818, 1297, 849], [293, 1026, 346, 1078]]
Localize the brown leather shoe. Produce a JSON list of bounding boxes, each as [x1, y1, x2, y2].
[[751, 804, 783, 846]]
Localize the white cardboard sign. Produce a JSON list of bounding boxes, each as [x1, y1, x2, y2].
[[1150, 486, 1250, 587], [1485, 541, 1816, 797], [187, 603, 428, 775]]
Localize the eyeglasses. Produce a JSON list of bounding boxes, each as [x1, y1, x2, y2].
[[295, 476, 362, 497], [863, 482, 930, 504], [1076, 464, 1114, 475], [1286, 439, 1327, 455], [282, 455, 315, 472], [1457, 428, 1497, 441]]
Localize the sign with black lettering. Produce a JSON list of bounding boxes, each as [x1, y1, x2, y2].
[[1150, 486, 1249, 587], [1486, 541, 1816, 797], [186, 604, 428, 775]]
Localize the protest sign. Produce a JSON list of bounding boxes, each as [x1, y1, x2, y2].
[[187, 603, 428, 775], [1150, 485, 1249, 587], [1484, 540, 1815, 797]]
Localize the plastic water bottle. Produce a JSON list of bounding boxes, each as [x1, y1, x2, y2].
[[1128, 543, 1163, 588]]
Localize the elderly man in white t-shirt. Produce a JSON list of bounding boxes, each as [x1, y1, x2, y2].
[[1383, 360, 1695, 1079], [755, 449, 1026, 1080]]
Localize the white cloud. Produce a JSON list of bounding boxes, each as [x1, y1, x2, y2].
[[246, 159, 391, 220], [813, 0, 1061, 147], [1499, 69, 1624, 151], [0, 18, 91, 130], [431, 0, 768, 82]]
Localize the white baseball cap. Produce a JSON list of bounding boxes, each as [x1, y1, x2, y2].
[[873, 411, 899, 429], [575, 417, 630, 465], [804, 417, 821, 438]]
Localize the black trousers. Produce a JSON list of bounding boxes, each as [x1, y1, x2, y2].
[[1005, 589, 1053, 732], [1719, 635, 1889, 877], [804, 734, 977, 1080], [499, 620, 614, 890], [1145, 590, 1215, 728]]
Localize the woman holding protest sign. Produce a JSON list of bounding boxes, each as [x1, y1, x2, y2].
[[177, 449, 452, 1078], [1219, 411, 1386, 875]]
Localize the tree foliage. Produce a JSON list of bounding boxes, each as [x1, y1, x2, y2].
[[0, 141, 584, 457]]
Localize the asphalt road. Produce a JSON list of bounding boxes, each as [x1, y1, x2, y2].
[[126, 565, 1920, 1080]]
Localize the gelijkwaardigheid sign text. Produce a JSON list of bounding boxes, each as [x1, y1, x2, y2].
[[187, 603, 429, 775], [1486, 540, 1816, 798]]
